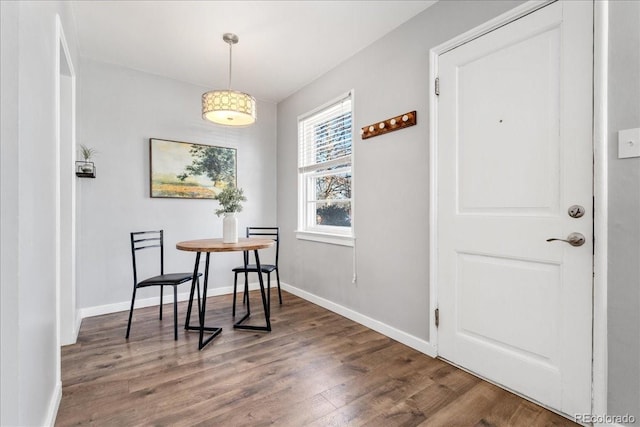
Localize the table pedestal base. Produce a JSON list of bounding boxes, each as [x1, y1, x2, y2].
[[184, 252, 224, 350], [185, 325, 222, 350], [233, 313, 271, 332], [233, 249, 272, 332]]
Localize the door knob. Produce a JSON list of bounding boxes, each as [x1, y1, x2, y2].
[[546, 232, 586, 247]]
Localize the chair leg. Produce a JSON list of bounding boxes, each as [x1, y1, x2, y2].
[[276, 268, 282, 304], [126, 286, 138, 339], [244, 277, 251, 313], [232, 272, 238, 317], [173, 286, 178, 341], [159, 285, 164, 320], [267, 272, 271, 316], [243, 271, 249, 304]]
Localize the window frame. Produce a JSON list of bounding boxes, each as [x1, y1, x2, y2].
[[296, 91, 355, 247]]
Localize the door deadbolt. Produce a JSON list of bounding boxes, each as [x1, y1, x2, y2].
[[568, 205, 585, 218], [546, 232, 586, 247]]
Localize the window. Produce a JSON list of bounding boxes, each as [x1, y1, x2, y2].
[[297, 92, 353, 245]]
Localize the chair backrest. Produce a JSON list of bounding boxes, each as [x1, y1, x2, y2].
[[245, 227, 279, 266], [130, 230, 163, 285]]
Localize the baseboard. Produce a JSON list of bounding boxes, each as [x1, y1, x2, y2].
[[74, 309, 82, 340], [280, 282, 437, 358], [76, 281, 437, 358], [79, 291, 195, 319], [77, 283, 264, 320], [44, 380, 62, 427]]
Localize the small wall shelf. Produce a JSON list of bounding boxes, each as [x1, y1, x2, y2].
[[75, 161, 96, 178]]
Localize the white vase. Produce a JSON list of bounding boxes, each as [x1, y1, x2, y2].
[[222, 212, 238, 243]]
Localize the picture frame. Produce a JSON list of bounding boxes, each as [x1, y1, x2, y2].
[[149, 138, 237, 199]]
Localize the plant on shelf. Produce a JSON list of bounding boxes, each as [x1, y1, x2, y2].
[[78, 144, 97, 173], [214, 185, 246, 217]]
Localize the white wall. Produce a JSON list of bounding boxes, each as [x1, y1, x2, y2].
[[76, 58, 277, 311], [0, 1, 79, 425], [1, 1, 21, 424], [277, 0, 525, 344], [607, 1, 640, 422]]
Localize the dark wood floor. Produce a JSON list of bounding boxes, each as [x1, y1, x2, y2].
[[56, 290, 576, 426]]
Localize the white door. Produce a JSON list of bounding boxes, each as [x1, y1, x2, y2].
[[436, 1, 593, 415]]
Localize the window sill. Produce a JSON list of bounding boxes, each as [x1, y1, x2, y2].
[[295, 230, 354, 247]]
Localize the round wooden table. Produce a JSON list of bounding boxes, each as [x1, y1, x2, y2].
[[176, 238, 275, 350]]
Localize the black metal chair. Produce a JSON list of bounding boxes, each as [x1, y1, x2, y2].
[[126, 230, 200, 340], [232, 227, 281, 316]]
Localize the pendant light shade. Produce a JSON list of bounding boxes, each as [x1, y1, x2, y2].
[[202, 33, 256, 126], [202, 90, 256, 126]]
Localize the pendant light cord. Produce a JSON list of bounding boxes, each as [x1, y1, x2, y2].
[[228, 42, 233, 90]]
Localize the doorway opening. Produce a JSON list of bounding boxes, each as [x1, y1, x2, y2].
[[56, 15, 77, 353]]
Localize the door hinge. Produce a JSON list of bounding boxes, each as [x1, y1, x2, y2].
[[435, 77, 440, 96], [435, 308, 440, 328]]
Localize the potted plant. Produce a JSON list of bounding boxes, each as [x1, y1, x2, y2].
[[214, 185, 246, 243], [78, 144, 97, 175]]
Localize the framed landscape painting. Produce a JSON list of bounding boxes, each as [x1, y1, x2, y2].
[[149, 138, 237, 199]]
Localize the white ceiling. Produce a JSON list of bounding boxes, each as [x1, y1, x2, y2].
[[70, 1, 436, 103]]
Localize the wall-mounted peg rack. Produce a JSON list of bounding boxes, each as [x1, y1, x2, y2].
[[360, 111, 416, 140]]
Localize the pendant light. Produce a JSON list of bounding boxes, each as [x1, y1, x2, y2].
[[202, 33, 256, 126]]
